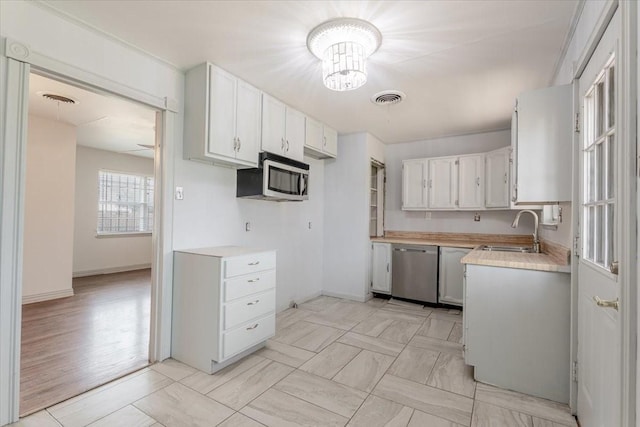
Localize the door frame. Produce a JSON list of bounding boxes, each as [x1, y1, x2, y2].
[[0, 36, 177, 425], [570, 1, 637, 425]]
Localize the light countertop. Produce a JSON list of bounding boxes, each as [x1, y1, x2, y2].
[[461, 247, 571, 273]]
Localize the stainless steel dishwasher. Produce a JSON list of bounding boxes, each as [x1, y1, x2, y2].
[[391, 244, 438, 304]]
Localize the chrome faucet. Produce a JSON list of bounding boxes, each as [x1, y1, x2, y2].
[[511, 210, 540, 253]]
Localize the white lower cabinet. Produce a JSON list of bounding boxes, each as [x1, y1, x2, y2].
[[371, 243, 392, 294], [438, 247, 470, 306], [463, 264, 570, 403], [171, 247, 276, 374]]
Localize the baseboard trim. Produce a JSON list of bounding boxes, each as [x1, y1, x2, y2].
[[276, 291, 322, 313], [22, 288, 74, 305], [72, 264, 151, 278], [321, 290, 368, 303]]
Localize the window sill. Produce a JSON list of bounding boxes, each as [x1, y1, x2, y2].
[[95, 232, 152, 238]]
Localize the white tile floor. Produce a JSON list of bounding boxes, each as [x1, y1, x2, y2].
[[12, 296, 577, 427]]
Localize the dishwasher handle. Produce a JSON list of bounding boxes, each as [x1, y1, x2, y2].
[[393, 247, 437, 255]]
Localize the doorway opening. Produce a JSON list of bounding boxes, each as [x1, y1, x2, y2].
[[19, 72, 158, 416]]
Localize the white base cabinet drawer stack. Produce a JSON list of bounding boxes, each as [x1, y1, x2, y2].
[[171, 246, 276, 373]]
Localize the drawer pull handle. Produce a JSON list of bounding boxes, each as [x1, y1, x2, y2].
[[247, 300, 260, 306], [248, 261, 260, 266], [246, 324, 259, 330], [248, 278, 260, 283]]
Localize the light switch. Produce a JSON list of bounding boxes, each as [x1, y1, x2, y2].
[[175, 186, 184, 200]]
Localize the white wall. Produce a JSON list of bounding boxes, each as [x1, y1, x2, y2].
[[73, 146, 154, 276], [22, 115, 76, 301], [384, 129, 536, 235], [172, 155, 326, 312], [323, 133, 371, 301]]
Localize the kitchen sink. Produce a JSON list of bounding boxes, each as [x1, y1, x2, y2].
[[480, 245, 533, 253]]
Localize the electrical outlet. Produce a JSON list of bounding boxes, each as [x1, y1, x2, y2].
[[175, 186, 184, 200], [245, 222, 251, 232], [474, 212, 481, 222]]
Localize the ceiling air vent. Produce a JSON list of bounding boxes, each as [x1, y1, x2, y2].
[[40, 93, 77, 104], [371, 90, 406, 106]]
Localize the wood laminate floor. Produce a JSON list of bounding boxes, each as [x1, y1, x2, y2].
[[19, 269, 151, 416], [14, 295, 577, 427]]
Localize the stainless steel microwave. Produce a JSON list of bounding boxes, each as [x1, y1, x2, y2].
[[237, 152, 309, 201]]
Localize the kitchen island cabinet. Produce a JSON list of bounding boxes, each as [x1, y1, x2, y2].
[[463, 263, 570, 403], [172, 246, 276, 374]]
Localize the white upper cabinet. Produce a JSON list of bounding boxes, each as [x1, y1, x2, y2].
[[305, 117, 337, 159], [485, 147, 510, 208], [323, 126, 338, 157], [261, 94, 304, 162], [305, 117, 323, 152], [513, 84, 572, 204], [261, 94, 287, 157], [285, 107, 305, 162], [184, 63, 261, 168], [428, 157, 458, 209], [234, 80, 262, 164], [458, 154, 485, 209], [402, 159, 428, 210]]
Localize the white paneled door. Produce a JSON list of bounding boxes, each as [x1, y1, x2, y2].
[[577, 10, 621, 427]]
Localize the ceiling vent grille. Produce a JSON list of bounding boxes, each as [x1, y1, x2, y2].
[[371, 90, 405, 106], [40, 93, 77, 104]]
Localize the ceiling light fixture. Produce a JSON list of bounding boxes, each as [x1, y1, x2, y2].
[[307, 18, 382, 92]]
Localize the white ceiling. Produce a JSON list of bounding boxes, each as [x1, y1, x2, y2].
[[40, 0, 578, 144], [29, 73, 156, 158]]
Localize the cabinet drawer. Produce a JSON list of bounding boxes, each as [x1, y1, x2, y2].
[[222, 314, 275, 360], [224, 251, 276, 278], [223, 270, 275, 302], [224, 290, 275, 330]]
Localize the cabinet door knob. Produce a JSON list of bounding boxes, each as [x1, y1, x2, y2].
[[323, 136, 327, 147], [504, 172, 507, 184], [281, 137, 285, 150], [248, 277, 260, 283], [476, 177, 480, 186], [247, 300, 260, 306], [286, 140, 290, 152], [246, 323, 259, 330], [248, 261, 260, 266], [237, 137, 241, 151]]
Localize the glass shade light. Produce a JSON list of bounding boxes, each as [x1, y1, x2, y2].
[[307, 18, 381, 92]]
